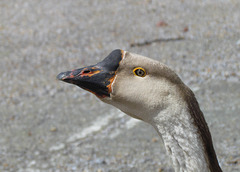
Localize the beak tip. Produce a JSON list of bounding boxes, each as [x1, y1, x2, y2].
[[57, 72, 67, 81]]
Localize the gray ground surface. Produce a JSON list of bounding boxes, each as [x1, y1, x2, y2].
[[0, 0, 240, 171]]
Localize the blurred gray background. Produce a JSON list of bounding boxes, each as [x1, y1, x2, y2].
[[0, 0, 240, 171]]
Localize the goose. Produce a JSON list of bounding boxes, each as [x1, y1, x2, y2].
[[57, 49, 222, 172]]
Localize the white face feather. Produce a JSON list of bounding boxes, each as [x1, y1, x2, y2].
[[104, 51, 185, 123]]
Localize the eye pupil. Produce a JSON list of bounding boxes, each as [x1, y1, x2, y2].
[[137, 69, 143, 75]]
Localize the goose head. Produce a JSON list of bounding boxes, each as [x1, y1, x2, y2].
[[57, 49, 222, 172], [57, 49, 184, 123]]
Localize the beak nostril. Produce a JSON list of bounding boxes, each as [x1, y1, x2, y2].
[[83, 69, 91, 74]]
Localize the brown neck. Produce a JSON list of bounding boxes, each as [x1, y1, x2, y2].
[[183, 86, 222, 172]]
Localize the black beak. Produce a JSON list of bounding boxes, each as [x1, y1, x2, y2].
[[57, 49, 123, 98]]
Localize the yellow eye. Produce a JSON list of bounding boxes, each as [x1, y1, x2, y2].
[[133, 67, 146, 77]]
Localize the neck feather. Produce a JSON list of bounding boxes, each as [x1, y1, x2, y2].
[[151, 86, 222, 172]]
